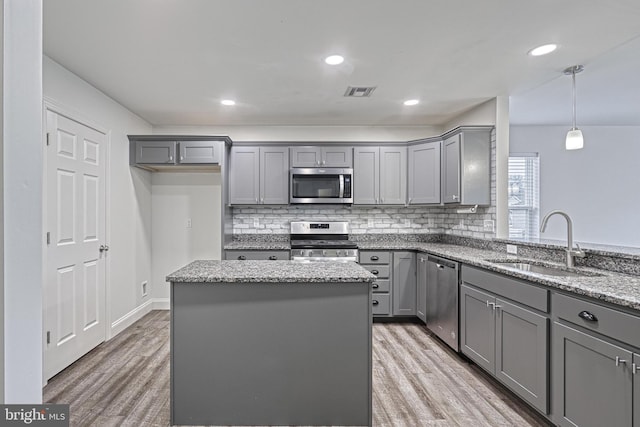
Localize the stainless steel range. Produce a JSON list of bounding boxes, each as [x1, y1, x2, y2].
[[290, 221, 358, 262]]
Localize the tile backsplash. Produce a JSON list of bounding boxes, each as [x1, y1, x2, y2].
[[232, 129, 497, 239]]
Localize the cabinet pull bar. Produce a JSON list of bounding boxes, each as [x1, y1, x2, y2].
[[486, 301, 495, 310], [372, 284, 379, 289], [633, 363, 638, 375], [616, 356, 627, 367], [370, 256, 379, 261], [371, 270, 379, 275]]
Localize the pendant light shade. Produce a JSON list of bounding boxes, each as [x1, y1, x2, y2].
[[564, 65, 584, 150]]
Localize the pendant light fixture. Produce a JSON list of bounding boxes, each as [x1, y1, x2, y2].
[[564, 65, 585, 150]]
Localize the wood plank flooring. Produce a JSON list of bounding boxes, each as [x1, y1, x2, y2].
[[44, 311, 551, 426]]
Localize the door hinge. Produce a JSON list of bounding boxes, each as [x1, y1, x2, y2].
[[46, 232, 50, 245], [46, 133, 50, 146], [46, 331, 50, 344]]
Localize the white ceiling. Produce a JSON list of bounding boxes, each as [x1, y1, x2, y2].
[[43, 0, 640, 127]]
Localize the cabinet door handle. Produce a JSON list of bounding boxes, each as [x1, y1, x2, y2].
[[616, 356, 627, 367], [268, 255, 278, 260], [168, 156, 173, 162], [261, 198, 264, 204], [370, 256, 379, 261], [633, 363, 638, 375], [452, 194, 458, 200], [436, 263, 445, 269], [238, 255, 246, 260], [372, 283, 379, 289], [486, 301, 495, 310], [371, 270, 379, 275], [578, 310, 598, 322], [180, 155, 184, 161], [372, 300, 379, 306]]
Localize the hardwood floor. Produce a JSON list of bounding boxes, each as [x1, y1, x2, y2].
[[44, 311, 551, 426]]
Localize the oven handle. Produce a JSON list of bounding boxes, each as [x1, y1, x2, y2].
[[339, 174, 344, 198]]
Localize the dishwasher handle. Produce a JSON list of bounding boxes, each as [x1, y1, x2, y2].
[[427, 256, 457, 269]]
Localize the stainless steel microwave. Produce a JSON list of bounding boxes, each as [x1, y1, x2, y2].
[[290, 168, 353, 204]]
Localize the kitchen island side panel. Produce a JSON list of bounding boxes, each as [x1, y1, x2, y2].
[[171, 282, 372, 426]]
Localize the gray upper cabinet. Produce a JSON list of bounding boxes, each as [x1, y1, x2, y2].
[[229, 147, 260, 204], [392, 252, 416, 316], [260, 147, 289, 204], [178, 141, 221, 164], [353, 146, 406, 205], [230, 146, 289, 205], [408, 141, 441, 205], [135, 141, 176, 164], [129, 135, 230, 170], [442, 129, 491, 205], [290, 146, 352, 167]]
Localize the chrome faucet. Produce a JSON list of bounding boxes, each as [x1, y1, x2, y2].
[[539, 210, 586, 268]]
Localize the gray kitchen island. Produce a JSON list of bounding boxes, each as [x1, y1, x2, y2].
[[166, 260, 376, 426]]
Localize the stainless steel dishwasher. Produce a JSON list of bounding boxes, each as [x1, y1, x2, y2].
[[426, 255, 460, 351]]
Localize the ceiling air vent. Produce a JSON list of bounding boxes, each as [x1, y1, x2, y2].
[[344, 86, 376, 97]]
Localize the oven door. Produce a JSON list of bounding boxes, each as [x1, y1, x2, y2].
[[290, 168, 353, 204]]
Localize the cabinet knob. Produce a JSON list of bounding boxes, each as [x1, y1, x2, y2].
[[372, 300, 379, 306], [578, 310, 598, 322], [268, 255, 278, 260], [238, 255, 246, 260], [370, 256, 379, 261], [371, 270, 379, 275], [372, 283, 379, 289]]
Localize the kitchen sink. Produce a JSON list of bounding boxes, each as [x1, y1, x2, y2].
[[486, 260, 601, 278]]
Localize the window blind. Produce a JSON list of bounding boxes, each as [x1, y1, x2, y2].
[[508, 154, 539, 239]]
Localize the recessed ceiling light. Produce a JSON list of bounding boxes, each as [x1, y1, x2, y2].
[[325, 55, 344, 65], [221, 99, 236, 106], [403, 99, 420, 106], [528, 44, 557, 56]]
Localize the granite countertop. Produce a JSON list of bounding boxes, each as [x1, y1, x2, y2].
[[167, 260, 376, 284], [361, 241, 640, 311]]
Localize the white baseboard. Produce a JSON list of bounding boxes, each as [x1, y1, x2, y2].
[[110, 299, 153, 337], [153, 298, 170, 310]]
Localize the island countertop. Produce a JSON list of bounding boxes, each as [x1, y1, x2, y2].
[[166, 260, 376, 283]]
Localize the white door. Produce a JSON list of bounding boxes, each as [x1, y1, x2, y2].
[[44, 110, 107, 380]]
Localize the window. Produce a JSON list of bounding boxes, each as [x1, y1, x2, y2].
[[508, 154, 539, 239]]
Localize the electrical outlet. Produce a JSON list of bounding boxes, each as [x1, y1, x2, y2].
[[254, 218, 259, 228], [368, 219, 375, 228], [186, 218, 192, 228], [506, 244, 518, 255], [483, 219, 494, 232], [141, 281, 148, 297], [404, 219, 411, 227]]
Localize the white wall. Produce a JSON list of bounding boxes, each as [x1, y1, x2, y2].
[[0, 0, 5, 404], [3, 0, 42, 403], [153, 125, 443, 142], [43, 56, 154, 335], [444, 98, 497, 131], [151, 173, 221, 305], [510, 125, 640, 247]]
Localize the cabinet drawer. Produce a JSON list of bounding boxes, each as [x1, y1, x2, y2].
[[372, 294, 391, 315], [371, 279, 390, 293], [225, 250, 290, 261], [553, 293, 640, 345], [462, 266, 549, 313], [362, 265, 390, 279], [359, 251, 391, 264]]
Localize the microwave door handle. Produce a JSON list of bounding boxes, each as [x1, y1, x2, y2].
[[339, 174, 344, 198]]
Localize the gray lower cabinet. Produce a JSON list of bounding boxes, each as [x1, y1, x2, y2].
[[353, 146, 406, 205], [359, 251, 392, 317], [392, 252, 416, 316], [460, 266, 549, 414], [553, 322, 633, 427], [224, 250, 290, 261], [552, 291, 640, 427], [416, 253, 428, 323], [229, 146, 288, 205], [408, 141, 441, 205], [290, 146, 352, 167], [442, 129, 491, 205]]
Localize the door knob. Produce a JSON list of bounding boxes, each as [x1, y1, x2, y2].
[[99, 245, 109, 252]]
